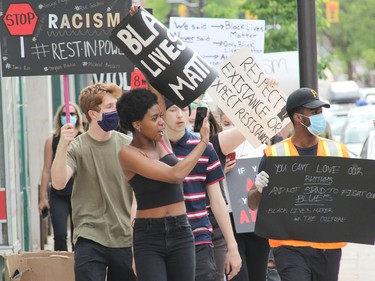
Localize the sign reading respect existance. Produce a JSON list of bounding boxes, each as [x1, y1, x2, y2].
[[255, 156, 375, 245], [206, 48, 289, 148], [0, 0, 134, 76], [109, 7, 218, 108]]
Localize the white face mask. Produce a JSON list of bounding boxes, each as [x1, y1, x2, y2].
[[222, 124, 234, 131]]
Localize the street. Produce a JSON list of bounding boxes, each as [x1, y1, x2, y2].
[[339, 243, 375, 281]]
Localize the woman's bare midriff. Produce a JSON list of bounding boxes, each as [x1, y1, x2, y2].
[[136, 201, 186, 218]]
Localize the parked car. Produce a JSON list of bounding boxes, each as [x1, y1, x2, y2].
[[360, 130, 375, 159], [327, 80, 360, 104], [359, 87, 375, 104], [324, 103, 354, 141], [340, 105, 375, 157]]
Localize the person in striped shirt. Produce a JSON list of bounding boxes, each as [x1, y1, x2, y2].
[[164, 99, 241, 281]]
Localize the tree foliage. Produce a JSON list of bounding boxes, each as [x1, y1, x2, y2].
[[142, 0, 375, 80], [320, 0, 375, 80], [242, 0, 298, 52]]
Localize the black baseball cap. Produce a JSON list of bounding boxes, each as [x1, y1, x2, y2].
[[286, 88, 330, 112]]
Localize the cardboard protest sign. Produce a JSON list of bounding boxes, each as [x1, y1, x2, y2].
[[92, 72, 131, 91], [0, 0, 133, 76], [255, 156, 375, 245], [206, 48, 289, 148], [109, 7, 218, 108], [225, 158, 261, 233]]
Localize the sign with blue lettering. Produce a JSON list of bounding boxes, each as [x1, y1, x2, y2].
[[0, 0, 133, 76], [256, 156, 375, 245], [109, 7, 218, 108]]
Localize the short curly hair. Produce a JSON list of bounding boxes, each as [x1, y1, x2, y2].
[[79, 83, 122, 123], [117, 88, 158, 132]]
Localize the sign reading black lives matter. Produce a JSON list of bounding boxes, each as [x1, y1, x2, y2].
[[109, 8, 218, 108], [169, 17, 265, 66], [0, 0, 133, 76], [226, 158, 261, 233], [255, 156, 375, 245], [206, 48, 289, 148]]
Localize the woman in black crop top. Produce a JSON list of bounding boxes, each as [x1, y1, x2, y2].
[[116, 86, 210, 281]]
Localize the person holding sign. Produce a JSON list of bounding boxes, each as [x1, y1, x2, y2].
[[51, 83, 135, 281], [38, 102, 84, 251], [248, 88, 350, 281], [164, 99, 242, 281], [116, 88, 210, 281]]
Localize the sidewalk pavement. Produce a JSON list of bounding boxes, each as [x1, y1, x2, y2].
[[339, 243, 375, 281], [44, 237, 375, 280]]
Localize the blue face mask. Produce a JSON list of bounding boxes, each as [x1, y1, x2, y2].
[[61, 114, 77, 126], [300, 113, 326, 136], [98, 111, 119, 132]]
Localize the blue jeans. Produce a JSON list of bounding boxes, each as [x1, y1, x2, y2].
[[50, 191, 73, 251], [133, 214, 195, 281], [74, 237, 136, 281]]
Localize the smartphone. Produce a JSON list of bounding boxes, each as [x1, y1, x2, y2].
[[227, 152, 236, 161], [41, 207, 49, 219], [193, 107, 208, 132]]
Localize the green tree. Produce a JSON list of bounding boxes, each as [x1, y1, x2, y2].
[[243, 0, 298, 52], [320, 0, 375, 80], [143, 0, 246, 25], [142, 0, 375, 81]]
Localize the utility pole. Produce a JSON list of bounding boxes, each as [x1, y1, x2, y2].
[[297, 0, 318, 91], [198, 0, 205, 17]]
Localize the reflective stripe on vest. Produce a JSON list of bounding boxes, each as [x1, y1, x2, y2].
[[270, 139, 343, 157], [271, 141, 291, 156], [322, 140, 343, 156]]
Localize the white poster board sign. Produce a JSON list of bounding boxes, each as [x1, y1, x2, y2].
[[263, 51, 299, 96], [206, 48, 290, 148], [169, 17, 265, 66]]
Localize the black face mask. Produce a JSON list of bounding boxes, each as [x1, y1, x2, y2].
[[97, 111, 119, 132]]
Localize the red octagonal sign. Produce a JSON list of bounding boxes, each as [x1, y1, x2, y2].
[[3, 3, 38, 36]]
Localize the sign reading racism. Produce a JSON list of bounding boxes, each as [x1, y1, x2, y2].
[[256, 156, 375, 245], [226, 158, 261, 233], [0, 0, 133, 76], [206, 48, 289, 148], [109, 7, 218, 108]]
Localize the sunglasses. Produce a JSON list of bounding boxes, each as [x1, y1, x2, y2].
[[62, 112, 77, 117]]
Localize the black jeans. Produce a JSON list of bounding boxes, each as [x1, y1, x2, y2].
[[74, 237, 136, 281], [273, 246, 342, 281], [133, 214, 195, 281], [195, 244, 218, 281], [50, 191, 73, 251], [208, 211, 226, 281], [230, 214, 270, 281]]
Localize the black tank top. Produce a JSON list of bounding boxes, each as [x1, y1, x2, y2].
[[51, 134, 75, 197], [128, 153, 184, 210]]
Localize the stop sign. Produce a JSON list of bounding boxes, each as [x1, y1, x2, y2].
[[3, 3, 38, 36]]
